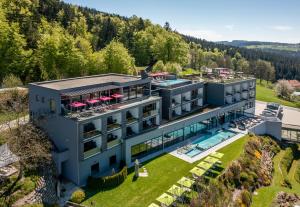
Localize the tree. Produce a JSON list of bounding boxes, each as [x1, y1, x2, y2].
[[36, 19, 86, 79], [152, 60, 165, 72], [189, 43, 203, 70], [164, 62, 182, 74], [101, 40, 136, 74], [1, 74, 23, 88], [163, 22, 171, 31], [255, 60, 273, 83], [275, 80, 294, 100], [151, 32, 188, 65], [133, 29, 154, 66], [0, 89, 52, 204], [0, 4, 30, 83]]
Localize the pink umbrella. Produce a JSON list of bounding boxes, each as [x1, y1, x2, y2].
[[99, 96, 113, 101], [111, 94, 124, 99], [86, 99, 99, 104], [70, 102, 86, 108]]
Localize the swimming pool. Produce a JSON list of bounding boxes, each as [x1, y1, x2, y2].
[[185, 130, 236, 157], [153, 79, 189, 87]]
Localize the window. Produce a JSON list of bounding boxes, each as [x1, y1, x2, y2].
[[109, 155, 117, 166], [35, 95, 39, 102], [129, 86, 137, 99], [41, 97, 45, 103], [131, 136, 163, 161], [50, 99, 56, 113]]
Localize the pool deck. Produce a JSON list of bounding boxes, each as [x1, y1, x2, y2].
[[169, 127, 247, 163]]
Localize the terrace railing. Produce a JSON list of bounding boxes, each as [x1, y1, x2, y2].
[[107, 139, 121, 149], [84, 147, 101, 159], [83, 130, 102, 140]]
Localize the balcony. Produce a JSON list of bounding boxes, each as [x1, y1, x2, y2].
[[107, 123, 121, 132], [126, 116, 138, 124], [107, 139, 121, 149], [84, 147, 101, 159], [192, 93, 203, 99], [226, 92, 233, 96], [171, 99, 181, 108], [182, 96, 191, 103], [143, 110, 158, 118], [83, 130, 102, 140]]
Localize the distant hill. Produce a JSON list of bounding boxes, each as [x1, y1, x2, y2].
[[217, 40, 300, 53]]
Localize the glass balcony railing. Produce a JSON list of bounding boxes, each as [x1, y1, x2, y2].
[[126, 117, 138, 124], [84, 147, 101, 159], [107, 123, 121, 131], [143, 110, 158, 118], [107, 139, 121, 149], [83, 130, 102, 140]]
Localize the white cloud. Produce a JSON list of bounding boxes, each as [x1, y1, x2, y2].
[[224, 24, 235, 30], [270, 25, 293, 31], [178, 29, 223, 41]]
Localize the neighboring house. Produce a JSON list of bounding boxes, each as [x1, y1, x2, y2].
[[29, 73, 257, 185]]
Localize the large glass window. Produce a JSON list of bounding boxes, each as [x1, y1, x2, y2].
[[129, 86, 137, 99], [131, 136, 163, 161], [123, 87, 129, 101]]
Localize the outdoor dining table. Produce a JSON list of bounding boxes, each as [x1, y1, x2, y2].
[[156, 193, 176, 207], [203, 156, 219, 164], [197, 161, 213, 170], [177, 176, 195, 188], [167, 185, 187, 197], [210, 151, 224, 159], [189, 167, 206, 177]]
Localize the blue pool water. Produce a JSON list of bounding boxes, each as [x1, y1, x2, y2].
[[154, 79, 189, 86], [185, 130, 236, 157]]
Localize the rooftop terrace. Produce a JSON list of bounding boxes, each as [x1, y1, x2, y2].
[[33, 74, 143, 90]]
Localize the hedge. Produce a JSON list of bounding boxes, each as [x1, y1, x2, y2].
[[87, 166, 127, 189]]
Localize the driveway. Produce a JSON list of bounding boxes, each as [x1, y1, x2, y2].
[[255, 101, 300, 126]]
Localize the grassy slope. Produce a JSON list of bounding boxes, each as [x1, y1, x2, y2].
[[251, 148, 300, 207], [83, 136, 248, 207], [256, 80, 299, 108]]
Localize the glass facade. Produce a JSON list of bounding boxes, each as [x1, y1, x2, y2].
[[131, 107, 246, 161]]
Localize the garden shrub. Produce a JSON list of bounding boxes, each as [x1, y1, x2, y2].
[[240, 172, 249, 182], [70, 189, 85, 204], [240, 190, 252, 207], [21, 177, 36, 194], [87, 166, 127, 189]]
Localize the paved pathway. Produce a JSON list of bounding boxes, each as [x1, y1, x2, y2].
[[0, 115, 29, 132]]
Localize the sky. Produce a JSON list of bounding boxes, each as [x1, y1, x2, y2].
[[63, 0, 300, 43]]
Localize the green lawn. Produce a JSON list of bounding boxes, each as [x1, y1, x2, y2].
[[83, 136, 248, 207], [251, 147, 300, 207], [256, 80, 299, 108]]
